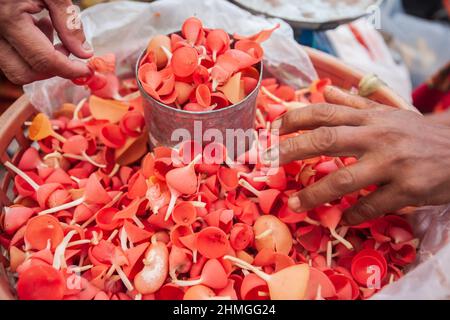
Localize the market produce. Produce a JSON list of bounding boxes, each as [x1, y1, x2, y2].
[[0, 17, 418, 300]]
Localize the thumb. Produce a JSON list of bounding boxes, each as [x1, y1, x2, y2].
[[44, 0, 93, 59]]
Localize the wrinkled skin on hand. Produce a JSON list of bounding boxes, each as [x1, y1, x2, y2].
[[0, 0, 93, 84], [265, 86, 450, 225]]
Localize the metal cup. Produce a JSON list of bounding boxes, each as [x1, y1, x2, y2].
[[136, 46, 262, 157]]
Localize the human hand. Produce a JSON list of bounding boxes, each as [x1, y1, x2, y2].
[[265, 86, 450, 225], [0, 0, 93, 84]]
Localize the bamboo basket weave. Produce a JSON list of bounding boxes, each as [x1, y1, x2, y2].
[[0, 47, 416, 300]]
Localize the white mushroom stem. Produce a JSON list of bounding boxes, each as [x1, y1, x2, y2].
[[53, 230, 77, 269], [164, 155, 201, 221], [172, 278, 203, 287], [255, 228, 272, 240], [132, 216, 145, 229], [190, 201, 206, 208], [52, 131, 67, 143], [225, 156, 236, 168], [106, 264, 116, 278], [359, 74, 381, 97], [67, 239, 91, 248], [80, 115, 94, 122], [164, 187, 179, 222], [192, 249, 198, 264], [160, 45, 173, 65], [78, 253, 85, 268], [116, 91, 141, 102], [238, 179, 261, 197], [120, 227, 129, 251], [315, 285, 324, 300], [81, 152, 106, 168], [39, 196, 85, 215], [261, 86, 284, 104], [43, 152, 62, 168], [261, 86, 307, 110], [70, 176, 82, 184], [252, 176, 269, 182], [91, 231, 99, 245], [80, 191, 123, 228], [24, 121, 60, 130], [332, 226, 349, 245], [115, 264, 134, 292], [304, 216, 320, 226], [197, 50, 206, 65], [330, 228, 354, 250], [223, 255, 270, 282], [68, 264, 93, 273], [63, 152, 106, 168], [326, 241, 332, 268], [73, 98, 87, 120], [207, 296, 232, 300], [255, 108, 266, 127], [4, 161, 39, 191], [13, 194, 24, 203], [107, 229, 119, 242], [108, 163, 120, 178], [389, 274, 395, 284], [109, 275, 121, 283], [189, 153, 203, 167], [237, 171, 250, 178], [335, 157, 345, 168], [212, 78, 219, 92]]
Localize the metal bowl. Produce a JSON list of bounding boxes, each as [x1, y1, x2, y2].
[[136, 44, 262, 152]]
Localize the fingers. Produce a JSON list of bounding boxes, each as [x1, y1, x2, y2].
[[0, 37, 44, 85], [267, 126, 368, 165], [271, 103, 368, 135], [343, 185, 410, 225], [2, 16, 91, 81], [324, 86, 390, 111], [288, 160, 384, 212], [44, 0, 93, 59]]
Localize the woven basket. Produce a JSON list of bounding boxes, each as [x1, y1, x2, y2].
[[0, 47, 416, 300]]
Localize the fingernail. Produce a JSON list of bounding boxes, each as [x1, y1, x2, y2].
[[262, 145, 279, 164], [271, 118, 282, 130], [82, 41, 93, 52], [288, 196, 301, 212]]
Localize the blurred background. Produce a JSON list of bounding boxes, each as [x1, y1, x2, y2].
[[1, 0, 449, 114]]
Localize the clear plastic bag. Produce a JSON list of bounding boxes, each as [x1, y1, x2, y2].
[[372, 205, 450, 300]]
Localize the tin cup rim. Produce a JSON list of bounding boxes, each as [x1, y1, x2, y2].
[[135, 35, 263, 116]]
